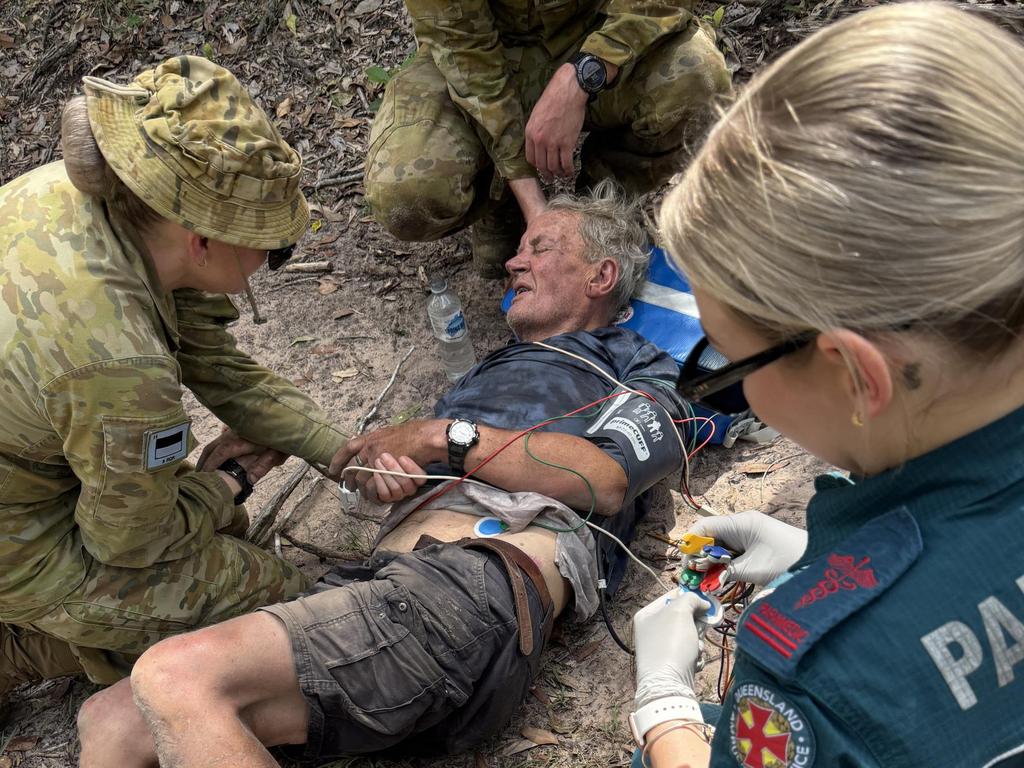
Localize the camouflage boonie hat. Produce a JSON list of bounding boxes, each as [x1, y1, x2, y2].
[[82, 55, 309, 249]]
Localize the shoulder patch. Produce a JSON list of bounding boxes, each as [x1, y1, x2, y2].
[[729, 682, 816, 768], [144, 422, 190, 470], [737, 508, 923, 681]]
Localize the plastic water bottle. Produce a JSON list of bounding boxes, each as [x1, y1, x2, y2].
[[427, 278, 476, 381]]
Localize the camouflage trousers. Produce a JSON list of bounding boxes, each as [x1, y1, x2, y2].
[[0, 511, 307, 694], [364, 20, 732, 242]]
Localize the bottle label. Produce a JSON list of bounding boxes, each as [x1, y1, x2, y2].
[[443, 311, 467, 341]]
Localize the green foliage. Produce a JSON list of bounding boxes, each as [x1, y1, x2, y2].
[[702, 4, 725, 28]]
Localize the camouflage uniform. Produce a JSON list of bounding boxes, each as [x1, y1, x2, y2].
[[0, 59, 341, 692], [365, 0, 732, 242]]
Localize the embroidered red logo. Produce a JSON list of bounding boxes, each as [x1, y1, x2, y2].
[[794, 552, 878, 610], [735, 700, 792, 768], [730, 684, 816, 768]]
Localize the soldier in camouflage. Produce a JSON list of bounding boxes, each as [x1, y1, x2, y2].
[[364, 0, 732, 277], [0, 56, 346, 693]]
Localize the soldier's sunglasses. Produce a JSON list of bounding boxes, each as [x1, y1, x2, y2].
[[267, 245, 295, 271], [676, 332, 817, 405]]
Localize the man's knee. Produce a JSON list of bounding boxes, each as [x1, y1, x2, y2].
[[365, 154, 479, 241], [630, 24, 733, 140], [77, 682, 131, 742], [132, 632, 210, 705]]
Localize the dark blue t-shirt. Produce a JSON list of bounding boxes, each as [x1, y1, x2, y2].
[[433, 326, 686, 591]]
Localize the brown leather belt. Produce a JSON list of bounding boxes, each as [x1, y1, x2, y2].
[[414, 535, 554, 656]]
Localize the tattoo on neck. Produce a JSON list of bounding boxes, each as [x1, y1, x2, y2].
[[902, 362, 922, 390]]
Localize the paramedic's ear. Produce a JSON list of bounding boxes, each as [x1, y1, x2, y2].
[[816, 330, 894, 420], [586, 258, 619, 300]]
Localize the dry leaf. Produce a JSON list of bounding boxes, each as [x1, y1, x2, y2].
[[500, 739, 538, 757], [318, 279, 339, 295], [554, 671, 584, 690], [333, 309, 355, 321], [473, 753, 488, 768], [576, 637, 603, 660], [0, 756, 12, 768], [160, 14, 174, 28], [352, 0, 382, 14], [276, 97, 293, 117], [521, 726, 558, 746], [0, 32, 16, 47], [288, 335, 317, 347], [335, 116, 361, 129], [6, 736, 37, 751], [311, 344, 339, 355], [331, 368, 359, 381]]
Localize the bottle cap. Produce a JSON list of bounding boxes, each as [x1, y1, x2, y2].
[[430, 278, 448, 293]]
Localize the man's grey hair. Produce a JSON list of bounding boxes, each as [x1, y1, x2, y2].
[[548, 179, 650, 314]]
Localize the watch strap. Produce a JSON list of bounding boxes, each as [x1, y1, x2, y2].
[[448, 442, 470, 476], [218, 458, 254, 505], [628, 696, 704, 746]]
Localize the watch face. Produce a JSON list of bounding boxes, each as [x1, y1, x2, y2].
[[580, 57, 605, 90], [449, 420, 477, 445]]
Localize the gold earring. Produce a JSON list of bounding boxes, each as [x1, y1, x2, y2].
[[851, 412, 864, 427], [197, 254, 207, 268]]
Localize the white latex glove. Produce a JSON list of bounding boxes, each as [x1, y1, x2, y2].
[[690, 510, 808, 587], [633, 590, 710, 711]]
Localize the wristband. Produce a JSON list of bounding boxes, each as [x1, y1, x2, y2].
[[629, 696, 704, 746]]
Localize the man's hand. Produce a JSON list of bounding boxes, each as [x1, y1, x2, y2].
[[633, 589, 710, 713], [357, 453, 428, 504], [329, 420, 446, 486], [525, 63, 588, 180], [198, 429, 288, 483], [689, 510, 808, 586]]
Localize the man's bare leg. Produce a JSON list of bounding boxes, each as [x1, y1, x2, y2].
[[115, 612, 308, 768], [78, 678, 157, 768]]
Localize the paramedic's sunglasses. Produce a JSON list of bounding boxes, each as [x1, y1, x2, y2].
[[677, 333, 818, 404], [267, 245, 295, 271]]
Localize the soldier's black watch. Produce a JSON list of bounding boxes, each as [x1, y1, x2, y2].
[[570, 52, 609, 101], [446, 419, 480, 476], [218, 458, 254, 505]]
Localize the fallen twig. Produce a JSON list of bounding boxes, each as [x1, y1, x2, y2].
[[280, 532, 363, 561], [282, 261, 333, 273], [247, 462, 310, 545], [313, 170, 365, 190], [355, 345, 415, 434]]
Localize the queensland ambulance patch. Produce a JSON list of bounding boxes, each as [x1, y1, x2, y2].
[[729, 683, 815, 768]]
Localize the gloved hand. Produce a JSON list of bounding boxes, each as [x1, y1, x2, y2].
[[633, 589, 710, 711], [690, 510, 807, 587]]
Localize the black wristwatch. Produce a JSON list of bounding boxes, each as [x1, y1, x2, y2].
[[446, 419, 480, 475], [218, 458, 254, 505], [570, 52, 609, 101]]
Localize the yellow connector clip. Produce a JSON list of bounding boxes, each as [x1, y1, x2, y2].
[[679, 533, 714, 555]]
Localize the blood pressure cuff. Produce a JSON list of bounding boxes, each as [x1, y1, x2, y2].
[[582, 388, 682, 507]]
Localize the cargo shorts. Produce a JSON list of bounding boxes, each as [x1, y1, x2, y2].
[[259, 542, 551, 758]]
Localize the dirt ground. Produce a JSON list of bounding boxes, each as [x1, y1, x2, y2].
[[1, 0, 1021, 765]]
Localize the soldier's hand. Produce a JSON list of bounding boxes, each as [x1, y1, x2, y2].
[[199, 428, 288, 482], [525, 63, 588, 180]]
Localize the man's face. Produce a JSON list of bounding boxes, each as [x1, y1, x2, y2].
[[505, 210, 596, 341]]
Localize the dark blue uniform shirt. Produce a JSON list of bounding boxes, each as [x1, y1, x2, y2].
[[712, 404, 1024, 768]]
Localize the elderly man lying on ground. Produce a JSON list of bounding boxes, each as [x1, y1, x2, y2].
[[76, 181, 689, 767]]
